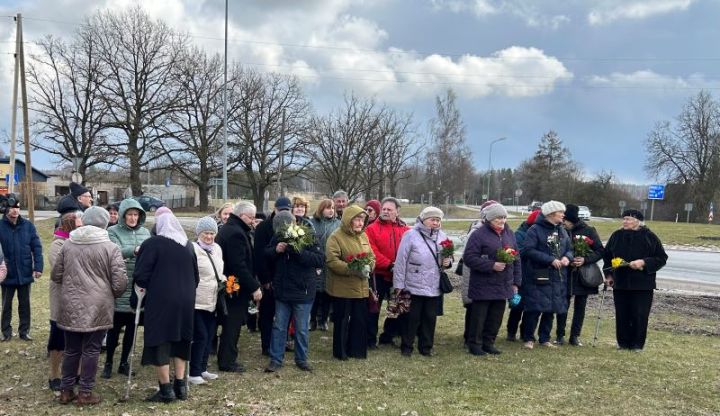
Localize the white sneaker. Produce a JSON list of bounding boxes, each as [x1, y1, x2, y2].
[[201, 371, 218, 380], [188, 376, 207, 385]]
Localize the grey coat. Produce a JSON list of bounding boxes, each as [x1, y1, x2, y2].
[[393, 220, 449, 297]]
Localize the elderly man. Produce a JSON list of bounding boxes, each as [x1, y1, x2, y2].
[[215, 201, 263, 372], [365, 197, 410, 348], [0, 194, 43, 342], [332, 190, 349, 219]]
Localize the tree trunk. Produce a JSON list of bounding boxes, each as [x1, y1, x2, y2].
[[128, 136, 142, 195]]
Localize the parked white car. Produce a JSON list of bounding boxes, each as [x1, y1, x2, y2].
[[578, 205, 591, 221]]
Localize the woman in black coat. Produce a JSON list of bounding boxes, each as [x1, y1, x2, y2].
[[134, 209, 199, 403], [603, 209, 667, 351], [555, 204, 604, 346]]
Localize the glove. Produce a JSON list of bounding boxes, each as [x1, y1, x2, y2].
[[509, 293, 522, 308]]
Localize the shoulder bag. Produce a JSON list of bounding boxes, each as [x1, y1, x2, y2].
[[420, 232, 453, 294], [199, 243, 228, 317]]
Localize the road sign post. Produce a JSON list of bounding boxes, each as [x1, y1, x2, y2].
[[684, 203, 694, 223], [647, 184, 666, 221]]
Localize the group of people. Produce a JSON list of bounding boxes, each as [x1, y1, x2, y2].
[[0, 184, 669, 406]]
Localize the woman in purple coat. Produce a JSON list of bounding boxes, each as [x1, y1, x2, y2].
[[462, 203, 521, 356]]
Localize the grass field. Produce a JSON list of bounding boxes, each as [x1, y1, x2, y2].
[[0, 218, 717, 415]]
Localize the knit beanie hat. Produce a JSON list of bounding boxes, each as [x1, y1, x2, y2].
[[564, 204, 580, 224], [82, 206, 110, 229], [541, 200, 566, 216], [482, 203, 508, 222], [195, 216, 218, 235], [70, 182, 90, 198], [527, 210, 541, 225], [419, 206, 444, 221], [622, 209, 644, 221], [365, 199, 381, 215], [273, 210, 296, 233]]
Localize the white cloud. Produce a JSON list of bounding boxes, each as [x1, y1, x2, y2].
[[588, 0, 694, 26], [586, 70, 717, 91], [430, 0, 570, 29]]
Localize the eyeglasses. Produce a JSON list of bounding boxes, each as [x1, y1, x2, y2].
[[365, 208, 374, 212]]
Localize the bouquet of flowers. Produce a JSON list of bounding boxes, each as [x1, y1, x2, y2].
[[225, 275, 240, 297], [611, 257, 630, 269], [496, 246, 519, 263], [277, 222, 314, 252], [546, 231, 560, 258], [346, 252, 372, 276], [439, 238, 456, 258], [572, 235, 594, 257]]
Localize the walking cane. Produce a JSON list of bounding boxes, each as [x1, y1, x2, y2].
[[592, 283, 608, 347], [122, 285, 146, 401]]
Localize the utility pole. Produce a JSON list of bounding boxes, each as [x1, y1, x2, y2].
[[277, 109, 286, 197], [17, 14, 34, 222], [222, 0, 229, 201], [8, 14, 20, 194]]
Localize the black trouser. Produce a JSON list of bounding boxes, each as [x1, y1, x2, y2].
[[613, 289, 654, 349], [367, 276, 401, 346], [401, 295, 440, 354], [556, 295, 588, 340], [311, 291, 332, 325], [522, 311, 554, 343], [1, 284, 31, 337], [105, 311, 136, 365], [258, 287, 275, 353], [191, 309, 217, 377], [331, 297, 367, 359], [506, 303, 524, 338], [217, 298, 247, 369], [466, 300, 505, 350], [61, 330, 105, 393]]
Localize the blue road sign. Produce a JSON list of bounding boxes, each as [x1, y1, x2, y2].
[[648, 184, 666, 200]]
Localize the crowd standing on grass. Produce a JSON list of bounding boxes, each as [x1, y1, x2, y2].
[[0, 187, 672, 406]]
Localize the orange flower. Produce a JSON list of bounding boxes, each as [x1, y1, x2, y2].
[[226, 276, 236, 295]]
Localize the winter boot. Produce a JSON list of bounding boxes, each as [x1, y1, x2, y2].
[[58, 389, 77, 405], [76, 391, 102, 406], [145, 382, 176, 403], [173, 378, 188, 400], [101, 362, 113, 379]]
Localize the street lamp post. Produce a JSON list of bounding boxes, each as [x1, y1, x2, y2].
[[486, 137, 507, 201]]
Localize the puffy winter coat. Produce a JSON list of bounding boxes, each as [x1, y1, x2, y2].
[[309, 215, 341, 292], [265, 234, 325, 303], [519, 215, 573, 313], [603, 226, 667, 291], [566, 221, 604, 296], [366, 218, 410, 282], [325, 205, 375, 299], [50, 225, 127, 332], [463, 222, 521, 301], [48, 233, 69, 322], [393, 219, 450, 298], [0, 215, 43, 286], [193, 242, 226, 312]]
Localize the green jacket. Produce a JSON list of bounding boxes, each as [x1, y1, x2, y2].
[[325, 205, 375, 299], [107, 198, 150, 313]]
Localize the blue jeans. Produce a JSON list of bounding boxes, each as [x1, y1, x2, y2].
[[269, 300, 312, 365], [190, 309, 217, 377]]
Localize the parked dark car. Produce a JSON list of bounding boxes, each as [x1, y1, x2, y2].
[[132, 195, 165, 212]]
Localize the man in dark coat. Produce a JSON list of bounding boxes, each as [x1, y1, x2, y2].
[[55, 182, 92, 229], [253, 196, 292, 356], [555, 204, 605, 346], [215, 201, 262, 372], [0, 195, 43, 342]]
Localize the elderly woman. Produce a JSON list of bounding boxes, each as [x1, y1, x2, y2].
[[103, 198, 151, 379], [309, 199, 341, 331], [462, 203, 521, 356], [134, 209, 199, 402], [393, 207, 451, 357], [51, 207, 127, 406], [519, 201, 573, 349], [264, 211, 324, 372], [325, 205, 375, 360], [603, 209, 667, 351], [364, 199, 381, 224], [47, 212, 82, 392], [188, 217, 225, 385]]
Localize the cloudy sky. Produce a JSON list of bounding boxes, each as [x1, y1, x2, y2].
[[1, 0, 718, 184]]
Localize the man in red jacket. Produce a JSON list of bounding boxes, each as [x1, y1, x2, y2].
[[365, 197, 410, 348]]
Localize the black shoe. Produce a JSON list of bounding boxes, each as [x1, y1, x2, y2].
[[48, 378, 61, 391], [367, 343, 378, 350], [146, 383, 176, 403], [261, 349, 270, 357], [378, 336, 395, 346], [101, 362, 113, 379], [296, 361, 313, 372], [319, 322, 329, 331], [19, 333, 32, 341], [310, 320, 317, 331], [265, 361, 282, 373], [117, 362, 135, 376], [401, 349, 412, 357], [569, 336, 583, 347], [555, 337, 565, 346], [506, 334, 517, 342], [420, 349, 434, 357], [1, 334, 12, 342], [482, 345, 502, 355], [219, 364, 245, 373], [173, 378, 187, 400], [468, 346, 487, 356]]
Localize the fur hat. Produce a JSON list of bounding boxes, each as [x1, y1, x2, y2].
[[482, 203, 508, 222], [564, 204, 580, 224], [82, 206, 109, 229], [419, 206, 444, 221], [526, 210, 541, 225], [69, 182, 90, 198], [273, 210, 296, 233], [274, 196, 292, 211], [195, 216, 218, 235], [622, 209, 644, 221], [541, 200, 566, 216]]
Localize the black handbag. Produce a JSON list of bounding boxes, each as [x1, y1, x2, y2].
[[579, 263, 603, 288], [533, 268, 550, 285], [200, 243, 228, 317], [420, 233, 454, 294]]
